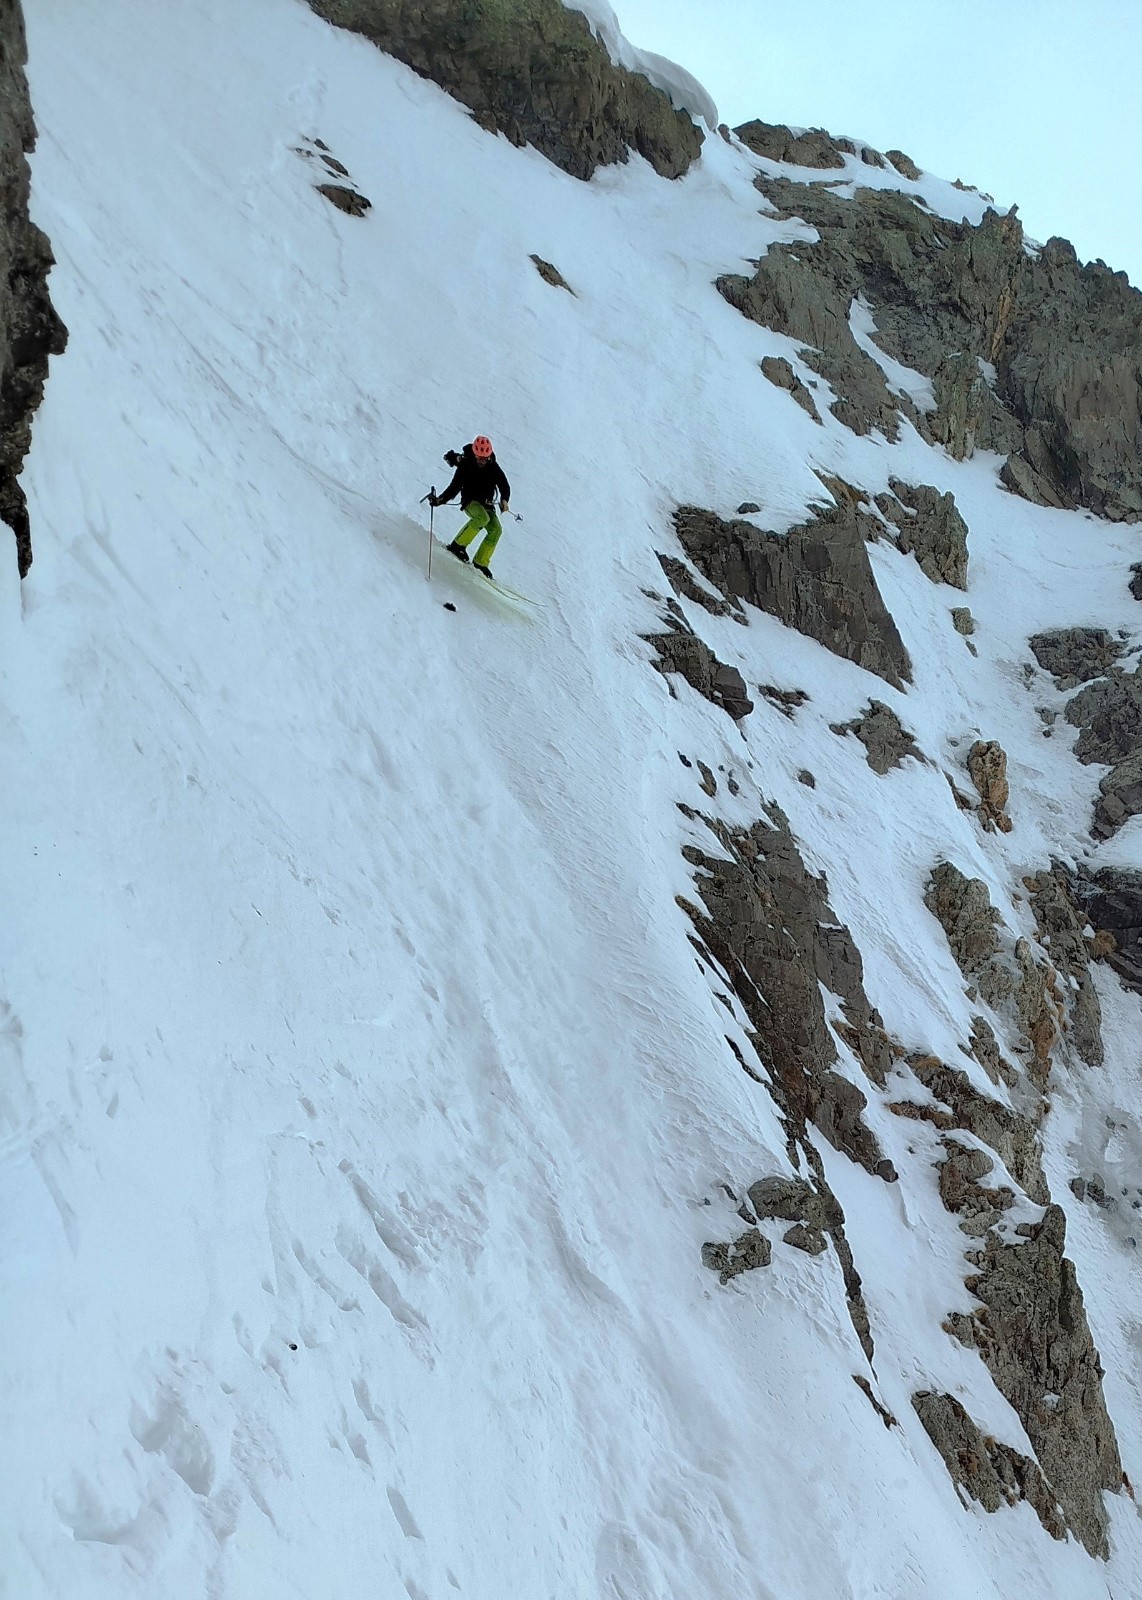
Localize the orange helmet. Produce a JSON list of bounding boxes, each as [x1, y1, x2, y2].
[[472, 435, 493, 461]]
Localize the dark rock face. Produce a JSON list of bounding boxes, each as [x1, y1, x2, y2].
[[912, 1392, 1066, 1541], [305, 0, 702, 182], [891, 1052, 1047, 1202], [673, 502, 911, 688], [875, 479, 969, 589], [317, 183, 372, 215], [718, 171, 1142, 522], [646, 618, 753, 721], [1062, 664, 1142, 837], [966, 740, 1013, 833], [760, 354, 821, 422], [1029, 626, 1122, 686], [948, 1207, 1123, 1557], [924, 863, 1013, 1009], [1068, 865, 1142, 994], [0, 1, 68, 577], [830, 699, 922, 775], [680, 805, 895, 1178], [701, 1228, 770, 1285], [734, 119, 852, 170], [1026, 867, 1104, 1067]]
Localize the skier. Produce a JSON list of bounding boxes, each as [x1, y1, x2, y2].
[[429, 435, 511, 580]]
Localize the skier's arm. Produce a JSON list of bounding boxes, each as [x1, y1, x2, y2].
[[496, 465, 511, 508], [435, 466, 463, 505]]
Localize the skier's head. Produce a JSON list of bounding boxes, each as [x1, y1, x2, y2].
[[472, 435, 493, 461]]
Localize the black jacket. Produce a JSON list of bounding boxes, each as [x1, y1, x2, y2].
[[437, 446, 511, 512]]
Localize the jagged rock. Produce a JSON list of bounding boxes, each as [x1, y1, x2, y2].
[[679, 803, 895, 1177], [853, 1375, 897, 1427], [306, 0, 702, 183], [529, 254, 574, 292], [830, 700, 923, 775], [885, 149, 921, 180], [951, 607, 975, 636], [760, 355, 821, 422], [966, 740, 1013, 832], [877, 480, 970, 589], [734, 119, 849, 170], [1013, 938, 1061, 1085], [1061, 664, 1142, 836], [894, 1053, 1047, 1202], [1093, 748, 1142, 839], [316, 182, 371, 215], [1029, 627, 1121, 686], [968, 1015, 1017, 1090], [783, 1223, 827, 1255], [673, 502, 911, 688], [797, 769, 815, 788], [758, 683, 808, 718], [947, 1206, 1123, 1557], [646, 620, 754, 720], [938, 1139, 1015, 1235], [718, 169, 1142, 523], [736, 501, 760, 515], [655, 552, 735, 618], [748, 1175, 841, 1231], [1026, 867, 1104, 1066], [1130, 563, 1142, 601], [701, 1228, 771, 1284], [0, 2, 68, 575], [924, 863, 1013, 1009], [1069, 865, 1142, 993], [912, 1392, 1066, 1541]]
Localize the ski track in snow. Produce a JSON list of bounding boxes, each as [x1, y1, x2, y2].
[[2, 2, 1141, 1596]]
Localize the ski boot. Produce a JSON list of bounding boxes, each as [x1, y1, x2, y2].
[[446, 540, 470, 563]]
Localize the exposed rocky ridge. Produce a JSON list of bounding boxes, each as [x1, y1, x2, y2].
[[1068, 864, 1142, 994], [912, 1391, 1067, 1541], [948, 1207, 1124, 1557], [1059, 662, 1142, 838], [760, 354, 821, 422], [0, 0, 68, 577], [966, 739, 1013, 834], [829, 699, 923, 774], [924, 863, 1067, 1083], [1030, 626, 1123, 687], [645, 611, 754, 720], [717, 172, 1142, 523], [672, 501, 911, 687], [305, 0, 702, 182], [682, 804, 902, 1358], [874, 480, 969, 589], [1026, 867, 1104, 1066]]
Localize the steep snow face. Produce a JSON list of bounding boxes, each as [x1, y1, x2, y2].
[[3, 1, 1142, 1597]]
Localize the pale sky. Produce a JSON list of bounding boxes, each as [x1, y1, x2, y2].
[[613, 0, 1142, 288]]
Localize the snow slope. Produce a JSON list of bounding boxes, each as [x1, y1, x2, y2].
[[3, 1, 1141, 1596]]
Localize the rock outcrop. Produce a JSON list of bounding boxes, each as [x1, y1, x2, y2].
[[876, 480, 970, 589], [306, 0, 702, 182], [966, 740, 1013, 833], [1061, 663, 1142, 837], [1068, 864, 1142, 994], [646, 614, 754, 721], [1030, 627, 1122, 687], [1026, 867, 1104, 1066], [912, 1392, 1066, 1541], [0, 0, 68, 576], [948, 1208, 1124, 1557], [830, 699, 923, 774], [673, 501, 911, 687], [718, 170, 1142, 522], [760, 354, 821, 422]]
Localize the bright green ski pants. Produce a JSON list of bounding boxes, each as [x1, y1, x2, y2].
[[454, 501, 502, 569]]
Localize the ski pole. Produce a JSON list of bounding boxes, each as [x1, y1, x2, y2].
[[421, 488, 436, 579]]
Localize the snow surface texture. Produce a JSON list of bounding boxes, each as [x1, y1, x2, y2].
[[3, 1, 1142, 1596]]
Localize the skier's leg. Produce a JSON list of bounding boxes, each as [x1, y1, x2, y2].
[[454, 502, 490, 550], [472, 510, 502, 571]]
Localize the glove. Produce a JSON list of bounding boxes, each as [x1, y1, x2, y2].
[[428, 492, 439, 507], [501, 500, 510, 515]]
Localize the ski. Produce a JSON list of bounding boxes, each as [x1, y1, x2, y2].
[[433, 537, 544, 608]]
